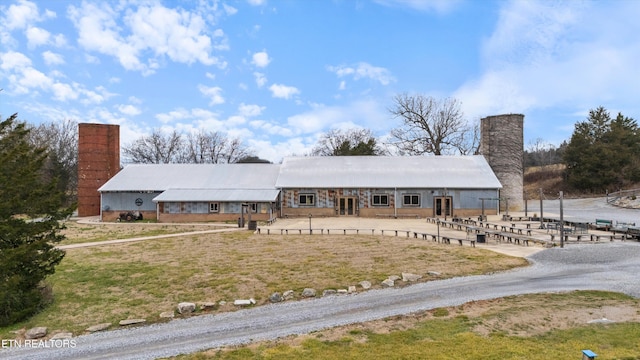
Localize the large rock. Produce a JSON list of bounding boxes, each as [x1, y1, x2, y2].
[[25, 327, 47, 339], [283, 290, 295, 300], [402, 272, 422, 282], [359, 281, 372, 289], [269, 292, 283, 303], [348, 285, 357, 293], [427, 271, 441, 277], [381, 278, 395, 287], [322, 289, 337, 297], [233, 298, 256, 306], [119, 319, 146, 326], [301, 288, 316, 298], [159, 311, 175, 319], [388, 275, 401, 282], [199, 302, 217, 310], [177, 302, 196, 314], [85, 323, 111, 333]]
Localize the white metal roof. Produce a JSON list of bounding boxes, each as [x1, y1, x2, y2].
[[98, 164, 281, 192], [275, 155, 502, 189], [153, 189, 280, 202]]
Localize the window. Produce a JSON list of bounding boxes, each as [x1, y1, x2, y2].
[[403, 194, 420, 207], [209, 202, 219, 213], [299, 194, 315, 206], [250, 203, 257, 212], [372, 194, 389, 206]]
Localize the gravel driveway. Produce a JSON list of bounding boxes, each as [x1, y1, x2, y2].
[[4, 241, 640, 360]]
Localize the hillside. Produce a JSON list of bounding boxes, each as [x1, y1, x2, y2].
[[524, 164, 566, 199]]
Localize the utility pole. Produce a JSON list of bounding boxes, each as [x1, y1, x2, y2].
[[559, 191, 564, 248], [539, 188, 544, 229]]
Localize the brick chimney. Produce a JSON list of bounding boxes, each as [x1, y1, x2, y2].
[[77, 123, 120, 217]]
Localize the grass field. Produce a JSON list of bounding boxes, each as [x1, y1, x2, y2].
[[175, 291, 640, 359], [1, 221, 526, 339]]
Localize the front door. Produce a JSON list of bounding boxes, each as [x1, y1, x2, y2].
[[434, 196, 452, 217], [338, 197, 357, 216]]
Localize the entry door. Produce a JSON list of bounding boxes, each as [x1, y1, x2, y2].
[[434, 196, 452, 217], [339, 197, 357, 216]]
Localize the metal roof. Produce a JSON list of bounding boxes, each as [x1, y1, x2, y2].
[[275, 155, 502, 189], [152, 189, 280, 202], [98, 163, 281, 192]]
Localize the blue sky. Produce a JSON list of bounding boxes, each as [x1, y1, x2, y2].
[[1, 0, 639, 163]]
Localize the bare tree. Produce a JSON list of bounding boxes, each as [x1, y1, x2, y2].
[[182, 130, 228, 164], [388, 94, 472, 155], [311, 128, 387, 156], [124, 128, 255, 164], [27, 119, 78, 203], [123, 129, 183, 164], [223, 137, 254, 163]]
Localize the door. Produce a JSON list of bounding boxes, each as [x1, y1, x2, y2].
[[338, 197, 357, 216], [434, 196, 452, 217]]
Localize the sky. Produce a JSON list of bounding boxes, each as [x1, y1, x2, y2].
[[1, 0, 639, 163]]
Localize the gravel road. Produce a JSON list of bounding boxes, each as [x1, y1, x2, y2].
[[4, 241, 640, 360]]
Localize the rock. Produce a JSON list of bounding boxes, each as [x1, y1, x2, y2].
[[159, 311, 175, 318], [218, 301, 227, 306], [25, 327, 47, 339], [199, 302, 217, 310], [269, 292, 283, 303], [427, 271, 441, 277], [86, 323, 111, 333], [388, 275, 401, 282], [359, 281, 372, 289], [50, 332, 73, 340], [588, 318, 615, 324], [233, 298, 256, 306], [402, 272, 422, 282], [381, 278, 395, 287], [283, 290, 295, 300], [177, 302, 196, 314], [322, 289, 337, 297], [301, 288, 316, 298], [348, 285, 357, 293], [337, 289, 348, 294], [119, 319, 146, 326]]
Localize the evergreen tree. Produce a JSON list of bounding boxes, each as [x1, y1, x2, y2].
[[0, 114, 74, 326], [564, 107, 640, 192]]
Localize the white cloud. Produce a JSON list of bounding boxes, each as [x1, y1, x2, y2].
[[269, 83, 300, 99], [4, 0, 41, 30], [117, 104, 142, 116], [198, 84, 225, 105], [238, 103, 264, 117], [26, 26, 50, 47], [42, 50, 64, 66], [0, 50, 32, 70], [286, 99, 387, 135], [247, 0, 267, 6], [455, 1, 640, 122], [68, 1, 227, 75], [251, 51, 270, 67], [253, 72, 267, 87], [328, 62, 395, 85], [51, 82, 77, 101]]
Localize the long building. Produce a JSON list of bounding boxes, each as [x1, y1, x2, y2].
[[98, 155, 502, 222]]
